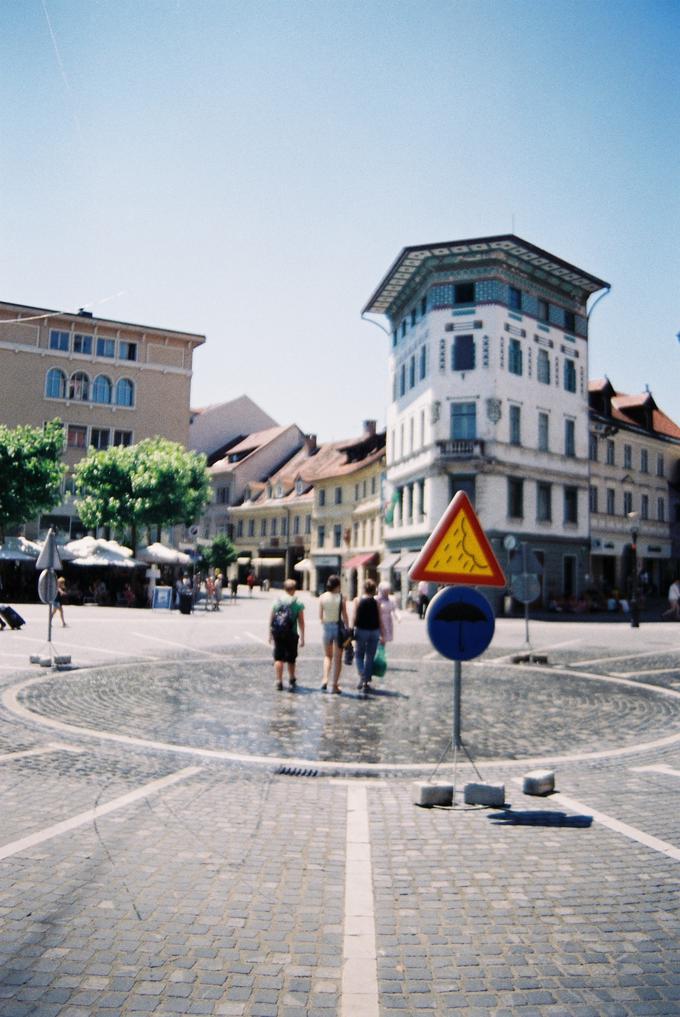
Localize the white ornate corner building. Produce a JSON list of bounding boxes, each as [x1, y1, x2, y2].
[[362, 234, 610, 608]]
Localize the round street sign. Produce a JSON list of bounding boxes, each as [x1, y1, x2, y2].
[[38, 569, 58, 605], [426, 587, 495, 661], [510, 574, 541, 605]]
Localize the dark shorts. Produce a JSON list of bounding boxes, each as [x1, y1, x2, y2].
[[272, 633, 299, 663]]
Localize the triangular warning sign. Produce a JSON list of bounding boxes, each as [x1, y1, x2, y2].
[[408, 492, 506, 587]]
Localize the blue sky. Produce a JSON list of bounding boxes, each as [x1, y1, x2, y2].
[[1, 0, 678, 440]]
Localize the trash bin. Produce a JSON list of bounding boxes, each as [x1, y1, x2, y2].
[[179, 590, 193, 615]]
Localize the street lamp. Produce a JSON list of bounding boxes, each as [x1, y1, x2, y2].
[[627, 511, 640, 628]]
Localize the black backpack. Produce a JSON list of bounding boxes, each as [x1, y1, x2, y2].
[[271, 600, 294, 638]]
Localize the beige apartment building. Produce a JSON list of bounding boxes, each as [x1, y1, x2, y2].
[[0, 300, 205, 538]]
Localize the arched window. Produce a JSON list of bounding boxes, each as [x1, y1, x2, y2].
[[115, 377, 134, 407], [92, 374, 112, 404], [46, 368, 66, 399], [69, 371, 90, 402]]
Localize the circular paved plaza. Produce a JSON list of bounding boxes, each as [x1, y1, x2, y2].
[[14, 646, 680, 768]]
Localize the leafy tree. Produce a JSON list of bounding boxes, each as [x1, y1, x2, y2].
[[0, 420, 65, 540], [74, 437, 211, 547], [198, 534, 237, 575]]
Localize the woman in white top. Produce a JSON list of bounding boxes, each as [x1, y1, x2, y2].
[[318, 574, 349, 693]]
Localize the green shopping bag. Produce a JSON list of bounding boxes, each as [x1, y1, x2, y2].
[[372, 643, 387, 678]]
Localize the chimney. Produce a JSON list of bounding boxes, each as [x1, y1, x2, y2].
[[78, 308, 93, 317], [304, 434, 317, 454], [363, 419, 377, 437]]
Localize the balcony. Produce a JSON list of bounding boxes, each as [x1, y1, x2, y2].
[[436, 438, 485, 460]]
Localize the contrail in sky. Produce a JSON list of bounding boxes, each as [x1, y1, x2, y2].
[[40, 0, 85, 145]]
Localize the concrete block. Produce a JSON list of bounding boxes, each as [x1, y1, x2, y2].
[[414, 782, 454, 807], [464, 782, 505, 807], [523, 769, 555, 796]]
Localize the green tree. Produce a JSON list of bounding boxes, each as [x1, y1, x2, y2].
[[74, 437, 211, 547], [198, 534, 237, 575], [0, 420, 65, 540]]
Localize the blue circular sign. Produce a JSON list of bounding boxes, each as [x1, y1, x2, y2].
[[426, 587, 495, 661]]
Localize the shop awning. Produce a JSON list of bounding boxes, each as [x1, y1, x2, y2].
[[236, 556, 252, 565], [395, 551, 420, 572], [293, 558, 312, 572], [379, 552, 401, 570], [343, 552, 378, 570], [250, 557, 285, 568]]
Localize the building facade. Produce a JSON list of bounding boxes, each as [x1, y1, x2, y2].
[[362, 235, 609, 608], [589, 379, 680, 597], [0, 300, 205, 539]]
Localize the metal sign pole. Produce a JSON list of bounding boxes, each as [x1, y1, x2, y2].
[[453, 659, 462, 749]]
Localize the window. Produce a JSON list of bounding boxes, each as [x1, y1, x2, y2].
[[118, 341, 137, 362], [452, 334, 475, 371], [454, 282, 475, 304], [236, 520, 244, 538], [508, 338, 523, 375], [623, 492, 633, 515], [606, 488, 615, 514], [281, 516, 287, 535], [507, 478, 524, 518], [537, 482, 552, 522], [410, 307, 416, 327], [401, 320, 407, 337], [73, 333, 92, 355], [399, 364, 406, 397], [564, 310, 575, 333], [508, 286, 522, 311], [317, 524, 325, 548], [67, 424, 87, 449], [305, 515, 311, 535], [46, 368, 66, 399], [565, 419, 575, 457], [623, 444, 632, 469], [538, 412, 549, 452], [66, 372, 88, 401], [318, 489, 326, 507], [451, 402, 476, 440], [409, 355, 416, 388], [295, 478, 304, 495], [640, 448, 649, 473], [248, 520, 255, 538], [92, 375, 112, 403], [49, 329, 70, 351], [335, 486, 342, 505], [115, 378, 134, 407], [293, 515, 300, 535], [392, 330, 397, 348], [537, 349, 550, 384], [563, 359, 576, 392], [641, 494, 649, 520], [421, 295, 427, 317], [90, 427, 110, 450], [589, 433, 598, 461], [419, 344, 427, 380], [260, 519, 267, 537], [606, 440, 615, 465], [271, 518, 278, 536], [657, 454, 665, 477], [537, 299, 549, 322], [658, 497, 665, 522], [589, 486, 598, 513], [216, 486, 229, 505], [333, 524, 342, 548], [371, 476, 377, 494], [509, 404, 521, 446], [113, 429, 132, 446], [564, 486, 578, 524], [96, 337, 116, 358]]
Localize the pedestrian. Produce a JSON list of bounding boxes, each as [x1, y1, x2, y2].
[[214, 569, 223, 610], [230, 576, 238, 600], [377, 582, 399, 651], [417, 580, 430, 619], [246, 571, 255, 597], [663, 578, 680, 620], [319, 574, 349, 693], [351, 578, 385, 695], [269, 578, 305, 691], [50, 576, 68, 628]]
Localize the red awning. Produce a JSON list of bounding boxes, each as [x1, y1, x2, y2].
[[343, 552, 378, 570]]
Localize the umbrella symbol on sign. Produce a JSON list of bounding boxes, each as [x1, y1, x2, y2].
[[431, 599, 491, 656]]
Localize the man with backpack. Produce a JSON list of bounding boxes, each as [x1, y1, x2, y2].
[[269, 578, 305, 691]]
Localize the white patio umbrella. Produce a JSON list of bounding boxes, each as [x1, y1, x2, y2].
[[137, 542, 191, 566], [63, 536, 139, 567]]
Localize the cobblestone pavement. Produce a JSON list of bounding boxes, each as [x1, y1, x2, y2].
[[1, 600, 680, 1015]]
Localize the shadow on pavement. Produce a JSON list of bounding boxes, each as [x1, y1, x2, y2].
[[488, 809, 593, 828]]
